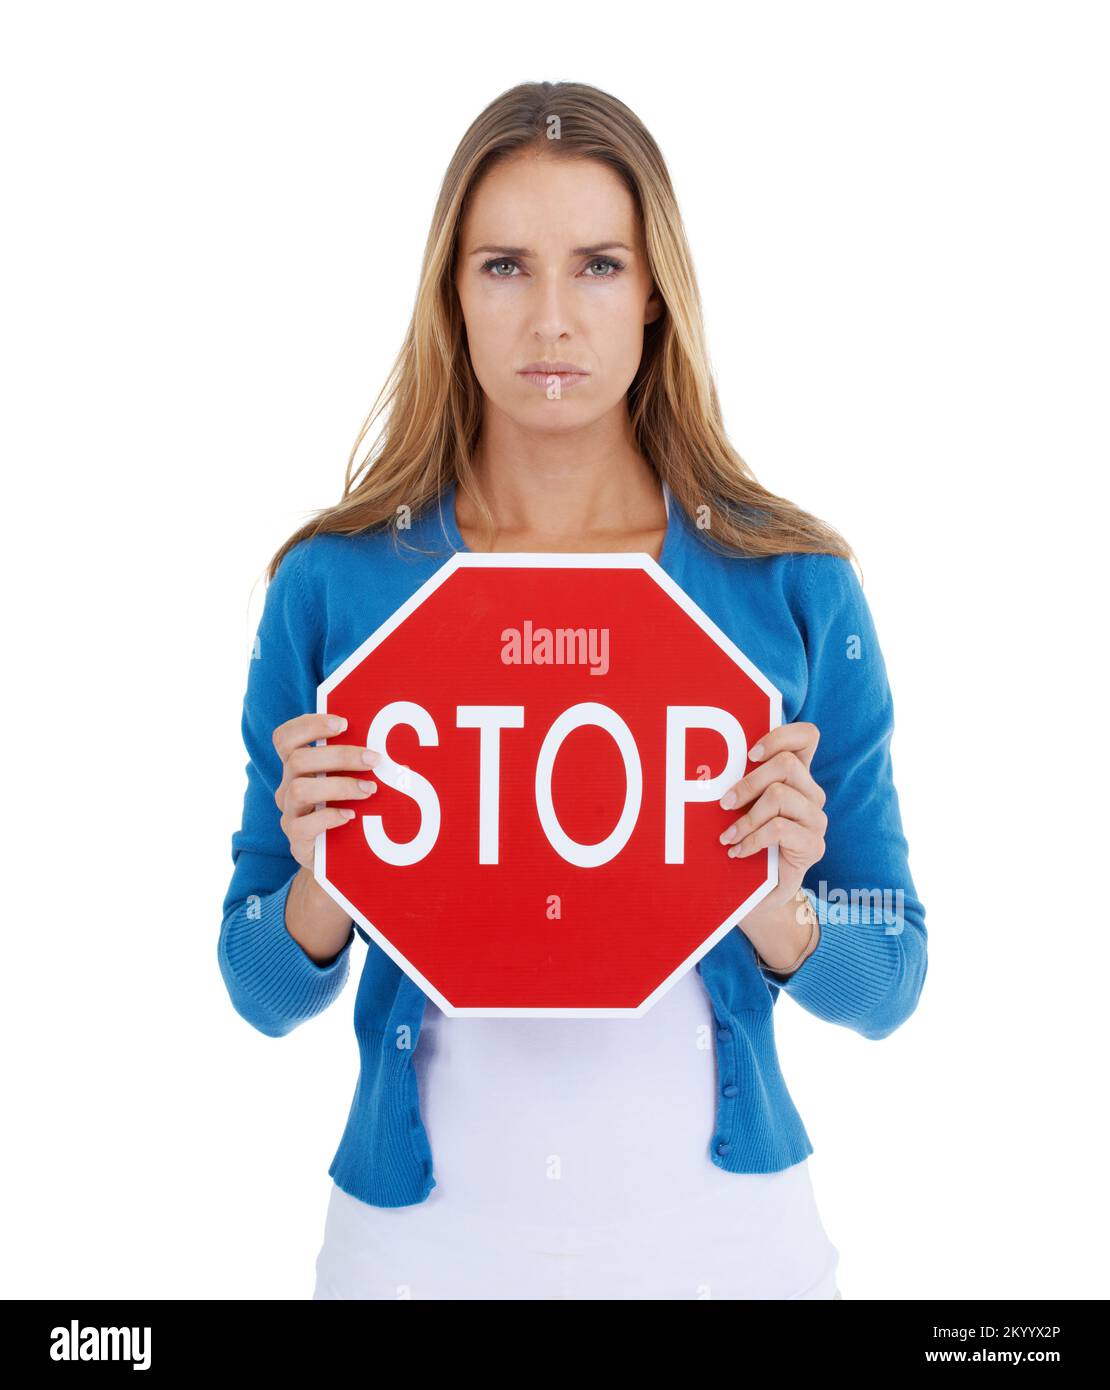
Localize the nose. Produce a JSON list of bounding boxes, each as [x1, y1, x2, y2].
[[529, 269, 575, 343]]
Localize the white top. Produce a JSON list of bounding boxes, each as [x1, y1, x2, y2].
[[313, 966, 841, 1300]]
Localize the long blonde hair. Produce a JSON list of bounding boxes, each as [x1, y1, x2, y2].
[[267, 80, 855, 581]]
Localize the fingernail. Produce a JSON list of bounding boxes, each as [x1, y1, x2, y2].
[[357, 780, 376, 793], [328, 715, 347, 733], [719, 826, 737, 844], [361, 749, 379, 765], [720, 792, 737, 810], [749, 742, 764, 761]]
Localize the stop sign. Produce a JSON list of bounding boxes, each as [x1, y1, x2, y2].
[[313, 553, 781, 1017]]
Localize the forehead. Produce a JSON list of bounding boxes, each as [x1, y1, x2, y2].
[[460, 152, 641, 247]]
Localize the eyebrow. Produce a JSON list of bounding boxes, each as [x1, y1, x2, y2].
[[467, 241, 633, 257]]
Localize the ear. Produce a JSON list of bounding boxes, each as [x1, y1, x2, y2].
[[644, 285, 665, 327]]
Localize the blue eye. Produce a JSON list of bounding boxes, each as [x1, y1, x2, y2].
[[481, 257, 520, 277], [584, 256, 625, 277]]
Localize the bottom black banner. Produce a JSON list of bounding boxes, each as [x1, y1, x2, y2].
[[1, 1298, 1105, 1374]]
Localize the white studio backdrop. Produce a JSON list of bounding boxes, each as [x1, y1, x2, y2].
[[1, 0, 1106, 1300]]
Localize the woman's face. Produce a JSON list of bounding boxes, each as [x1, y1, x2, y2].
[[454, 151, 663, 432]]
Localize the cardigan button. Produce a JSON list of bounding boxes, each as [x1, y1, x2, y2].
[[722, 1084, 739, 1098], [716, 1141, 732, 1156], [716, 1026, 731, 1040]]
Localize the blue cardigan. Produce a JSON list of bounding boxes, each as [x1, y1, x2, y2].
[[219, 478, 928, 1207]]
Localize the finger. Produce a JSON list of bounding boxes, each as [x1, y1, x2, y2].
[[719, 748, 824, 813], [284, 742, 385, 780], [283, 773, 378, 816], [282, 803, 359, 846], [747, 721, 821, 773], [720, 782, 826, 848], [728, 814, 825, 862], [273, 711, 352, 762]]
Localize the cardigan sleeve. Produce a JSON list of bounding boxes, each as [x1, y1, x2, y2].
[[217, 541, 355, 1037], [758, 553, 928, 1040]]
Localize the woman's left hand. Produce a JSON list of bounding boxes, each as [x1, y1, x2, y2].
[[717, 721, 827, 973]]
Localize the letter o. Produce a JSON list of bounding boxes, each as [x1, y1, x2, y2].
[[534, 702, 642, 867]]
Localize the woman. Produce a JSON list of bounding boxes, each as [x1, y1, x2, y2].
[[218, 80, 927, 1300]]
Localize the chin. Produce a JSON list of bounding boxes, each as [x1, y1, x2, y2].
[[516, 412, 594, 437]]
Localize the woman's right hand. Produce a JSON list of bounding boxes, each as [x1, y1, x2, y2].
[[272, 712, 381, 870]]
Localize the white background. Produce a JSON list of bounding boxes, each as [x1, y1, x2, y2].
[[2, 0, 1106, 1300]]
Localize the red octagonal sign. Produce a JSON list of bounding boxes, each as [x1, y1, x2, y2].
[[314, 553, 781, 1017]]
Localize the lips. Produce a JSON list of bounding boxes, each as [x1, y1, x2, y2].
[[517, 361, 591, 392], [517, 361, 590, 375]]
